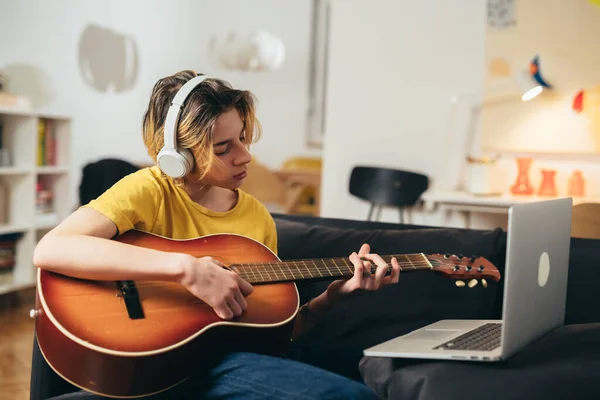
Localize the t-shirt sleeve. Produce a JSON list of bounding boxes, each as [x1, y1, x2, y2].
[[81, 171, 162, 235]]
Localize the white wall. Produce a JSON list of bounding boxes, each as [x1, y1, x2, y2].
[[321, 0, 487, 224], [0, 0, 319, 207]]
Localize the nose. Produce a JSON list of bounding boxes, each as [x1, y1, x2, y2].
[[233, 143, 252, 166]]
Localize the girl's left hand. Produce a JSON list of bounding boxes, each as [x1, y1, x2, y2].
[[326, 243, 400, 304]]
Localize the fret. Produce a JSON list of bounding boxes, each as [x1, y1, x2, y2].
[[289, 264, 303, 280], [330, 258, 343, 277], [307, 261, 315, 278], [278, 263, 290, 281], [256, 266, 267, 282], [266, 265, 277, 281], [274, 263, 287, 280], [310, 260, 324, 277], [341, 258, 353, 274], [295, 262, 305, 279], [333, 259, 349, 276], [270, 263, 284, 281], [421, 253, 433, 269], [309, 260, 323, 277], [402, 255, 417, 270], [252, 264, 263, 282], [264, 266, 275, 282], [342, 257, 352, 274], [295, 261, 306, 279], [266, 263, 279, 281], [240, 264, 256, 282]]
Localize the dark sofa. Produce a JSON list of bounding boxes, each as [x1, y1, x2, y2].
[[30, 214, 600, 399]]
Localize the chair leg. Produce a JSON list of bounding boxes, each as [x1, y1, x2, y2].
[[367, 203, 375, 221], [399, 208, 404, 224]]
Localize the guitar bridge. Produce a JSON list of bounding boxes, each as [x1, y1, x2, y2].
[[117, 280, 145, 320]]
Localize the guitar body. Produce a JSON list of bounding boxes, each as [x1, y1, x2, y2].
[[35, 231, 299, 398]]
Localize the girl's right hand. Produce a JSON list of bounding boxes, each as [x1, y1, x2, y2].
[[178, 255, 254, 320]]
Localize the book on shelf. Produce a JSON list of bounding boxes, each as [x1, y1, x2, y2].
[[38, 119, 57, 166], [0, 233, 21, 285]]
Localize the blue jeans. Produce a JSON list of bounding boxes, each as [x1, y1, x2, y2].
[[50, 352, 378, 399]]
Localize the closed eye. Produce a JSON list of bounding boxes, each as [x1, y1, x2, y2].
[[214, 133, 247, 156]]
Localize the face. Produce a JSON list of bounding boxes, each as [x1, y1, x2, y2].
[[200, 108, 252, 189]]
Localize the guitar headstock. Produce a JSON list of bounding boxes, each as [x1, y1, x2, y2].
[[426, 253, 501, 288]]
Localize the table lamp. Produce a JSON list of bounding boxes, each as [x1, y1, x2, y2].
[[446, 56, 550, 195]]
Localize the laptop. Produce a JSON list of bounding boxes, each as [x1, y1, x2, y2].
[[363, 197, 573, 362]]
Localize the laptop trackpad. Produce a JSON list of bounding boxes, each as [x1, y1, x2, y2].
[[406, 329, 461, 341]]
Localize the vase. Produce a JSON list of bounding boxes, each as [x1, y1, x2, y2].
[[568, 170, 585, 197], [510, 157, 534, 195], [538, 169, 557, 197]]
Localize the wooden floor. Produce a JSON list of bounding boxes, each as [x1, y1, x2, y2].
[[0, 288, 36, 400]]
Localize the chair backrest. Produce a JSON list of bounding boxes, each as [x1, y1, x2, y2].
[[349, 166, 429, 207], [79, 158, 140, 206], [571, 202, 600, 238]]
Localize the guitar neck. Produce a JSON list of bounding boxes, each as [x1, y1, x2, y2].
[[232, 254, 432, 284]]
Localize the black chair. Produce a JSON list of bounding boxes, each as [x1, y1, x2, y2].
[[78, 158, 140, 205], [349, 166, 429, 223]]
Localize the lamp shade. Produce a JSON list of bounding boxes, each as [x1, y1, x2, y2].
[[515, 70, 543, 101], [208, 31, 285, 72]]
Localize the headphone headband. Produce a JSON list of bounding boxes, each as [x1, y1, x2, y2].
[[157, 74, 211, 178], [163, 75, 210, 150]]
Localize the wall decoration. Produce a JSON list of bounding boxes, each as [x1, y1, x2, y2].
[[487, 0, 516, 29], [489, 58, 511, 77], [572, 90, 585, 113], [529, 55, 553, 89], [78, 24, 138, 93]]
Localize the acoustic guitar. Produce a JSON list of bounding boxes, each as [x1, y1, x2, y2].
[[32, 230, 501, 398]]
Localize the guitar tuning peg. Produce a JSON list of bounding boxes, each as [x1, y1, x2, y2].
[[470, 255, 477, 263], [455, 280, 465, 287], [481, 279, 488, 288], [468, 279, 478, 288]]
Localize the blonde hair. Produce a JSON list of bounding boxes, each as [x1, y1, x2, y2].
[[142, 70, 261, 184]]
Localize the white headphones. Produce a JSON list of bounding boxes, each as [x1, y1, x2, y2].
[[157, 75, 211, 178]]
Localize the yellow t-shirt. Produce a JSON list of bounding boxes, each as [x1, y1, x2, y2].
[[82, 166, 278, 254]]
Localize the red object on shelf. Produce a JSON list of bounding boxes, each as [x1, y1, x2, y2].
[[538, 169, 557, 197], [510, 157, 534, 195], [568, 170, 586, 197]]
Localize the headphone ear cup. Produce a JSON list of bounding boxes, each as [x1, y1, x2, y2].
[[179, 148, 195, 174], [157, 147, 194, 178]]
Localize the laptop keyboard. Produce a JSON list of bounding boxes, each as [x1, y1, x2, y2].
[[433, 323, 502, 351]]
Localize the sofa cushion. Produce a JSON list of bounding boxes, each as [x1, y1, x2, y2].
[[359, 323, 600, 400], [275, 218, 506, 381], [563, 237, 600, 324]]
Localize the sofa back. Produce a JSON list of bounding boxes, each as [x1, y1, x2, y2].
[[274, 216, 600, 381]]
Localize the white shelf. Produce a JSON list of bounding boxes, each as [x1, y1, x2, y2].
[[0, 224, 30, 235], [0, 107, 71, 294], [36, 166, 69, 174], [0, 167, 32, 175], [0, 280, 36, 296]]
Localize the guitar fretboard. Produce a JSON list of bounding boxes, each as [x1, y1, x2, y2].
[[232, 254, 432, 284]]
